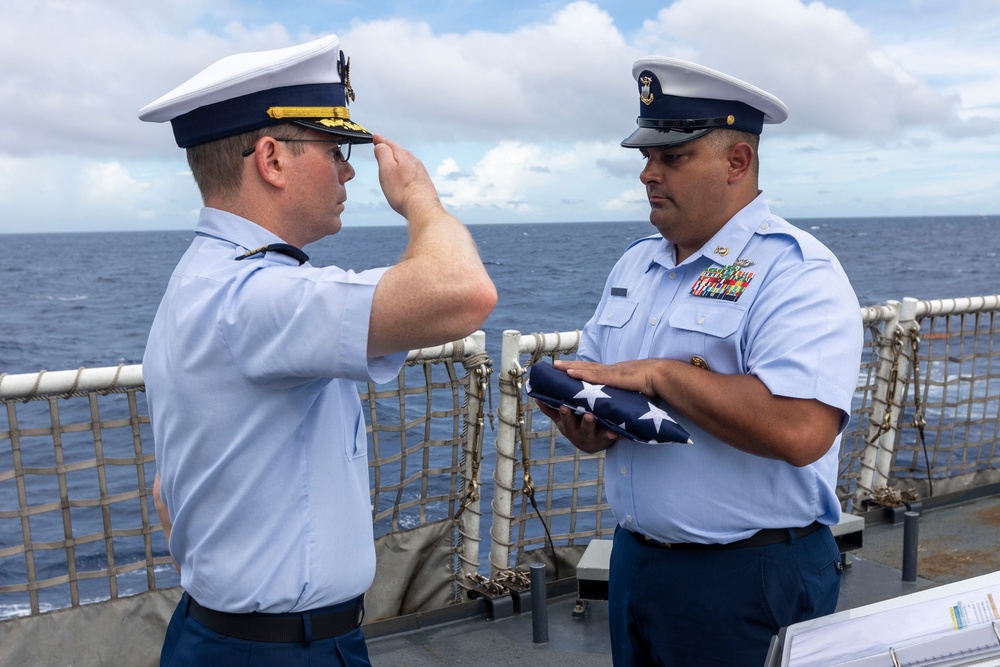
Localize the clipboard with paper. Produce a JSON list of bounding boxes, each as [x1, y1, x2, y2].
[[771, 571, 1000, 667]]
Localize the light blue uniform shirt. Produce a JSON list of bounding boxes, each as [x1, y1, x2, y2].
[[578, 194, 863, 544], [144, 208, 405, 613]]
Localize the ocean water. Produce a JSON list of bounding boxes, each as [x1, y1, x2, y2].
[[3, 215, 998, 376], [1, 215, 998, 617]]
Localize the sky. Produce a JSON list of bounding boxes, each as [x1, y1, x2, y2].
[[0, 0, 998, 234]]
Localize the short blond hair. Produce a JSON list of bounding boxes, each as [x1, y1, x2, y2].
[[185, 123, 311, 201]]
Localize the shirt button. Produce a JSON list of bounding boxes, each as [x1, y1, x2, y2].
[[620, 467, 628, 475], [668, 272, 676, 280], [650, 317, 658, 326], [760, 222, 770, 230], [626, 515, 633, 523], [697, 316, 706, 324]]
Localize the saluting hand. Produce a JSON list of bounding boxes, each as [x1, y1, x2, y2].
[[372, 134, 443, 222]]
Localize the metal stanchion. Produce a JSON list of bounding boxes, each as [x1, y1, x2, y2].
[[902, 511, 919, 582], [530, 562, 549, 644]]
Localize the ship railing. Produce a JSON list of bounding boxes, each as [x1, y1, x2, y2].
[[1, 294, 999, 630], [486, 295, 1000, 575], [0, 334, 490, 625]]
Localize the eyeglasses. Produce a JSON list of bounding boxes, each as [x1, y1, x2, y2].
[[242, 139, 352, 162]]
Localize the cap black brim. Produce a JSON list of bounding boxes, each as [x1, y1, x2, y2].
[[620, 126, 713, 149]]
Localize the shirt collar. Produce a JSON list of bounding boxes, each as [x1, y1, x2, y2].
[[646, 192, 772, 272], [194, 208, 306, 266]]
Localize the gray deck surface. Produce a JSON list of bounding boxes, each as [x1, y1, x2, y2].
[[366, 492, 1000, 666]]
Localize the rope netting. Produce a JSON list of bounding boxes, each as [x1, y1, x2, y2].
[[0, 378, 171, 618], [362, 343, 492, 600], [489, 333, 615, 581], [3, 296, 1000, 617], [489, 296, 1000, 572], [890, 308, 1000, 493], [0, 340, 490, 619]]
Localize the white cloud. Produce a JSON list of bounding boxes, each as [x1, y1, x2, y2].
[[344, 2, 636, 145], [436, 142, 547, 211], [0, 155, 199, 233], [0, 0, 998, 233], [79, 162, 149, 204], [633, 0, 998, 141], [603, 185, 647, 213]]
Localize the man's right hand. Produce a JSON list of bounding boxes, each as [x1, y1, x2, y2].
[[372, 134, 443, 222], [366, 135, 497, 359], [535, 400, 619, 454]]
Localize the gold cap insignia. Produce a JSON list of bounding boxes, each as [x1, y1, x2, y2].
[[640, 76, 654, 106], [339, 54, 355, 104]]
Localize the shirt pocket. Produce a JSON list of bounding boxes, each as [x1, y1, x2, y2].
[[593, 298, 639, 360], [346, 408, 367, 460], [666, 300, 747, 369]]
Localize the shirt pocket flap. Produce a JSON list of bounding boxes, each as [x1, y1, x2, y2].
[[597, 299, 639, 328], [668, 301, 746, 339]]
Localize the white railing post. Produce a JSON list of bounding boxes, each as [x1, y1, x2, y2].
[[854, 298, 919, 508], [457, 331, 486, 584], [489, 329, 523, 577]]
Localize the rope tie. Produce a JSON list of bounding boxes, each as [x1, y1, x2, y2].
[[20, 369, 48, 403], [907, 323, 933, 497], [510, 364, 559, 580], [97, 363, 125, 395], [863, 320, 933, 503], [59, 367, 86, 399], [455, 358, 492, 521]]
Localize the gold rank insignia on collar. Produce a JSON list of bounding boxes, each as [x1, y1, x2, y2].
[[714, 245, 730, 257]]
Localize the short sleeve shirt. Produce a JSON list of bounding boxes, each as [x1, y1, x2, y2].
[[577, 195, 863, 544], [143, 208, 406, 612]]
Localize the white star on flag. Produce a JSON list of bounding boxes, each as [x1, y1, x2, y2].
[[638, 401, 676, 433], [573, 382, 611, 410]]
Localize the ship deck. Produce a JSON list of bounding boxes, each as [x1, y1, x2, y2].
[[365, 488, 1000, 666]]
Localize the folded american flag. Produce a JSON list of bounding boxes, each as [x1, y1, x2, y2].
[[526, 361, 693, 444]]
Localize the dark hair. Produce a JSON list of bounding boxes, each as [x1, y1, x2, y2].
[[705, 128, 760, 178]]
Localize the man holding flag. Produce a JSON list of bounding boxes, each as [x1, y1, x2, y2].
[[535, 56, 863, 666]]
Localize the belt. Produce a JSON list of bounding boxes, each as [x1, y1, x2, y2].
[[186, 593, 365, 643], [630, 521, 825, 551]]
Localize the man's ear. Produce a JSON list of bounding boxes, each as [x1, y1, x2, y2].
[[727, 142, 754, 185], [250, 136, 287, 189]]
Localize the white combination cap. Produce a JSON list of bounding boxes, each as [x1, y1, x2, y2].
[[139, 35, 371, 148], [622, 56, 788, 148]]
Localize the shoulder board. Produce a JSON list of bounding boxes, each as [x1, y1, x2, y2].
[[756, 219, 832, 263]]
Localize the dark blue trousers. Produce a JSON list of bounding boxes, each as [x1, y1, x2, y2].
[[160, 594, 372, 666], [609, 524, 841, 667]]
